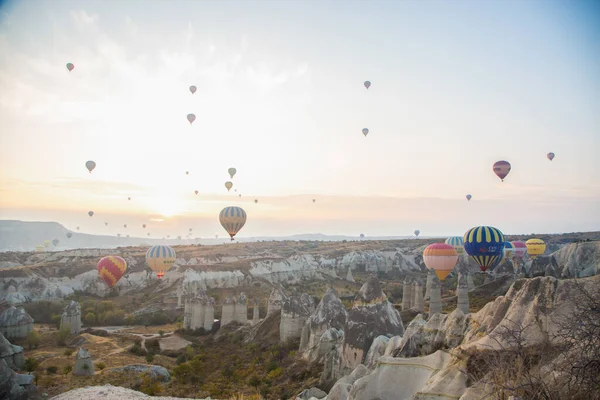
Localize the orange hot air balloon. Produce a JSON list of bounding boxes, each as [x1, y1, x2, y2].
[[423, 243, 458, 281], [97, 256, 127, 288], [493, 160, 511, 182]]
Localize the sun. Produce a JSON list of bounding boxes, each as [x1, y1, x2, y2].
[[151, 196, 182, 218]]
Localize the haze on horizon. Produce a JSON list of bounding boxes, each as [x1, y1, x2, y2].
[[0, 0, 599, 239]]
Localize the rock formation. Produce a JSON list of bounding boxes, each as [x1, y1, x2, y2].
[[252, 300, 260, 325], [61, 300, 82, 334], [401, 279, 412, 310], [220, 295, 235, 327], [413, 280, 424, 313], [0, 334, 24, 370], [0, 358, 29, 400], [425, 269, 434, 299], [299, 288, 348, 362], [267, 286, 287, 315], [233, 293, 248, 324], [0, 306, 33, 339], [340, 275, 404, 375], [345, 267, 355, 283], [203, 297, 214, 331], [428, 275, 442, 315], [73, 347, 94, 376], [280, 291, 312, 342], [457, 272, 470, 314]]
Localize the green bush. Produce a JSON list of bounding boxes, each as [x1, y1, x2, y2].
[[46, 365, 58, 374], [26, 330, 40, 350], [24, 358, 39, 373], [62, 365, 73, 375], [129, 342, 147, 356], [139, 372, 162, 395], [95, 362, 106, 370], [145, 353, 154, 363], [63, 349, 74, 356]]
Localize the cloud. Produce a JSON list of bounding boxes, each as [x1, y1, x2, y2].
[[70, 10, 98, 27]]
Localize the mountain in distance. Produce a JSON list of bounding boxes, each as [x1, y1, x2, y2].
[[0, 220, 418, 252]]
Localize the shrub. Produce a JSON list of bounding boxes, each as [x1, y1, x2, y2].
[[62, 365, 73, 375], [57, 324, 70, 346], [146, 353, 154, 363], [26, 330, 40, 350], [46, 366, 58, 374], [158, 330, 165, 337], [176, 354, 186, 365], [84, 312, 96, 326], [63, 349, 74, 356], [24, 358, 39, 373], [266, 367, 283, 380], [95, 362, 106, 370], [139, 372, 162, 395], [129, 342, 147, 356]]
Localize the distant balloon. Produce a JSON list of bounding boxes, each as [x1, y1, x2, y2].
[[362, 128, 369, 137], [423, 243, 459, 281], [312, 199, 316, 203], [219, 206, 247, 241], [66, 63, 75, 72], [147, 233, 150, 236], [76, 226, 80, 231], [177, 236, 181, 240], [445, 236, 464, 253], [43, 240, 51, 248], [360, 233, 365, 239], [117, 233, 121, 237], [52, 239, 59, 247], [142, 224, 146, 228], [493, 160, 511, 182], [238, 194, 242, 198], [364, 81, 371, 89], [146, 245, 176, 279], [189, 228, 192, 232], [466, 194, 472, 201], [187, 114, 196, 124], [225, 181, 233, 191], [166, 235, 170, 238], [526, 239, 546, 260], [128, 197, 131, 201], [194, 190, 199, 195], [66, 232, 72, 239], [463, 226, 505, 272], [186, 171, 189, 175], [105, 222, 108, 226], [503, 241, 515, 260], [511, 241, 528, 260], [123, 224, 127, 228], [414, 230, 420, 237], [97, 256, 127, 288], [228, 167, 237, 179], [254, 199, 258, 204], [85, 161, 96, 173], [88, 211, 94, 217], [189, 85, 197, 94], [126, 234, 130, 238], [547, 152, 555, 161]]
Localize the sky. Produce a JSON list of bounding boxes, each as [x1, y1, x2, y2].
[[0, 0, 599, 239]]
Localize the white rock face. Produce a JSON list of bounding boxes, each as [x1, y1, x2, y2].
[[61, 300, 82, 334], [553, 241, 600, 278], [50, 384, 212, 400], [74, 347, 94, 376]]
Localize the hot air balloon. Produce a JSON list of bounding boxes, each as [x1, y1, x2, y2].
[[463, 226, 505, 272], [85, 160, 96, 173], [219, 206, 247, 241], [228, 167, 237, 179], [194, 190, 199, 195], [360, 233, 365, 239], [466, 194, 472, 201], [76, 226, 80, 231], [493, 160, 511, 182], [414, 230, 420, 237], [238, 194, 242, 198], [445, 236, 464, 253], [66, 232, 72, 239], [225, 181, 233, 191], [511, 241, 528, 260], [88, 211, 94, 217], [43, 240, 51, 248], [126, 234, 130, 238], [525, 239, 546, 260], [97, 256, 127, 288], [146, 245, 176, 279], [177, 236, 181, 240], [503, 241, 515, 260], [362, 128, 369, 137], [105, 222, 108, 226], [128, 197, 131, 201], [147, 233, 151, 236], [189, 85, 197, 94], [66, 63, 75, 72], [142, 224, 146, 229], [189, 228, 192, 232], [123, 224, 127, 228], [52, 239, 59, 247], [312, 199, 316, 203], [423, 243, 459, 281], [547, 152, 555, 161], [167, 235, 170, 238], [254, 199, 258, 204], [35, 244, 46, 253], [117, 233, 121, 237], [187, 114, 196, 124], [186, 171, 189, 175], [364, 81, 371, 89]]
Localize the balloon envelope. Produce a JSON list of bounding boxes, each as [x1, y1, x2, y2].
[[423, 243, 458, 281], [85, 160, 96, 173], [362, 128, 369, 137], [360, 233, 365, 239], [445, 236, 464, 253], [187, 114, 196, 124], [142, 224, 146, 228], [463, 226, 505, 272], [414, 230, 420, 237], [526, 239, 546, 259], [466, 194, 472, 201], [66, 63, 74, 72], [228, 167, 237, 179], [225, 181, 233, 191], [66, 232, 72, 238], [511, 241, 528, 259], [364, 81, 371, 89], [52, 239, 59, 247], [547, 152, 555, 161], [88, 211, 94, 217], [189, 85, 197, 94], [493, 160, 511, 181], [219, 206, 247, 240], [97, 256, 127, 288], [254, 199, 258, 204], [194, 190, 198, 195], [146, 245, 176, 279], [503, 241, 515, 260]]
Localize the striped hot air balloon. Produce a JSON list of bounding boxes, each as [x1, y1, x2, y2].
[[445, 236, 464, 253], [503, 241, 515, 260], [146, 245, 176, 279], [97, 256, 127, 288], [526, 239, 546, 260], [511, 241, 528, 260], [463, 226, 505, 272], [423, 243, 458, 281], [219, 206, 247, 241]]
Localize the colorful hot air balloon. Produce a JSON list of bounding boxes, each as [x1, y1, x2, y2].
[[445, 236, 464, 253], [194, 190, 199, 195], [228, 168, 237, 179], [360, 233, 365, 239], [493, 160, 511, 182], [362, 128, 369, 137], [503, 241, 515, 260], [66, 232, 72, 238], [88, 211, 94, 217], [97, 256, 127, 288], [414, 230, 420, 237], [364, 81, 371, 89], [547, 152, 555, 161], [511, 241, 528, 260], [219, 206, 247, 241], [466, 194, 472, 201], [463, 226, 505, 272], [85, 160, 96, 173], [43, 240, 51, 248], [225, 181, 233, 191], [189, 85, 197, 94], [423, 243, 459, 281], [35, 244, 46, 252], [146, 245, 176, 279], [66, 63, 75, 72], [254, 199, 258, 204], [187, 114, 196, 124], [526, 239, 546, 260], [52, 239, 59, 247]]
